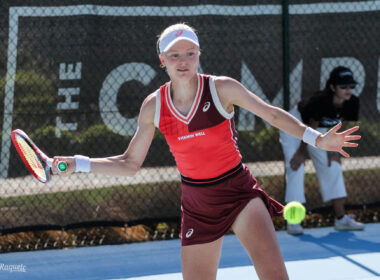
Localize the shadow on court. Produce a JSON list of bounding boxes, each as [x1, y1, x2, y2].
[[299, 231, 380, 254], [292, 227, 380, 277]]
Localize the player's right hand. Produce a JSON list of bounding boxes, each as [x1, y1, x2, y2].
[[52, 156, 75, 175]]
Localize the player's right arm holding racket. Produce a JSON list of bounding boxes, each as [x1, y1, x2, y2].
[[52, 93, 156, 176]]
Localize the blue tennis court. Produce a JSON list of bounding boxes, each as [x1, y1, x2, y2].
[[1, 223, 379, 280]]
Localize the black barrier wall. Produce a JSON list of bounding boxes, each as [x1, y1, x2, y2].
[[0, 1, 380, 237]]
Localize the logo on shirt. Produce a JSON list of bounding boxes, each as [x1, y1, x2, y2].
[[178, 132, 206, 141], [202, 101, 211, 112], [320, 117, 344, 127], [185, 228, 194, 238]]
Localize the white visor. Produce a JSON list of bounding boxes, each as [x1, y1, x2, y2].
[[159, 29, 199, 54]]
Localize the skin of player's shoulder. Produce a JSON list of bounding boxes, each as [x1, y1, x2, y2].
[[213, 75, 282, 125], [213, 76, 248, 114], [138, 92, 157, 126], [215, 76, 240, 113], [214, 76, 239, 93]]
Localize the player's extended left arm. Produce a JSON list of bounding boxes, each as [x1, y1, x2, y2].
[[223, 78, 360, 157]]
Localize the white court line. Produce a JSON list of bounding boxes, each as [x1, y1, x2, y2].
[[111, 252, 380, 280]]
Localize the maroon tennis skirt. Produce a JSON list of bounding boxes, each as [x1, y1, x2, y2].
[[180, 163, 283, 246]]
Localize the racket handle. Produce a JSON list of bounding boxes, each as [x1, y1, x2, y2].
[[47, 158, 67, 172], [57, 161, 68, 172]]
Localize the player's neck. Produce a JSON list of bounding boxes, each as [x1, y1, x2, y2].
[[170, 75, 199, 115], [170, 75, 198, 102]]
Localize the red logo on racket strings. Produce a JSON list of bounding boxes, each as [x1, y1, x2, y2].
[[19, 143, 43, 169], [175, 30, 184, 37]]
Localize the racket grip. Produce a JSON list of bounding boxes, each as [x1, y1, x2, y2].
[[57, 161, 68, 172]]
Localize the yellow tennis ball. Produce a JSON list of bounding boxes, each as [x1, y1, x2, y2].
[[283, 201, 306, 224]]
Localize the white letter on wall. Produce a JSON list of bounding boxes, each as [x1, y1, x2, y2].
[[59, 62, 82, 80], [99, 63, 156, 136]]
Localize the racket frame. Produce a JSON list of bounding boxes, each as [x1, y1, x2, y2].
[[11, 129, 53, 183]]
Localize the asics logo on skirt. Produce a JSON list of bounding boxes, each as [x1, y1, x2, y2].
[[185, 228, 194, 238]]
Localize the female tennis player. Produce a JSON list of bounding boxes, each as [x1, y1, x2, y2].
[[53, 23, 360, 279]]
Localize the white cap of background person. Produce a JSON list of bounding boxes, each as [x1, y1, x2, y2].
[[159, 29, 199, 54]]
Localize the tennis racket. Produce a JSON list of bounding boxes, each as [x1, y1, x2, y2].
[[11, 129, 67, 183]]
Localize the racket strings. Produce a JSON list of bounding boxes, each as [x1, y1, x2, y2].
[[15, 135, 47, 180]]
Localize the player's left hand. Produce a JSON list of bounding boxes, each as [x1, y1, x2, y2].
[[316, 122, 361, 158]]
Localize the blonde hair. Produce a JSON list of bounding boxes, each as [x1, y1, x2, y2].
[[156, 23, 198, 56]]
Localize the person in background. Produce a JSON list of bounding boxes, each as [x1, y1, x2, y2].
[[280, 66, 365, 235]]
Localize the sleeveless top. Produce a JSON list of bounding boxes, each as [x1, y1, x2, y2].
[[154, 74, 242, 180]]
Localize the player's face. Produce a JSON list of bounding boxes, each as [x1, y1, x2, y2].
[[160, 40, 200, 80], [331, 84, 355, 102]]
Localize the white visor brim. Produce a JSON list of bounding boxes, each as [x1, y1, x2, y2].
[[159, 29, 199, 54]]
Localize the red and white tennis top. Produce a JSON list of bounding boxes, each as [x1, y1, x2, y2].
[[154, 74, 242, 179]]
